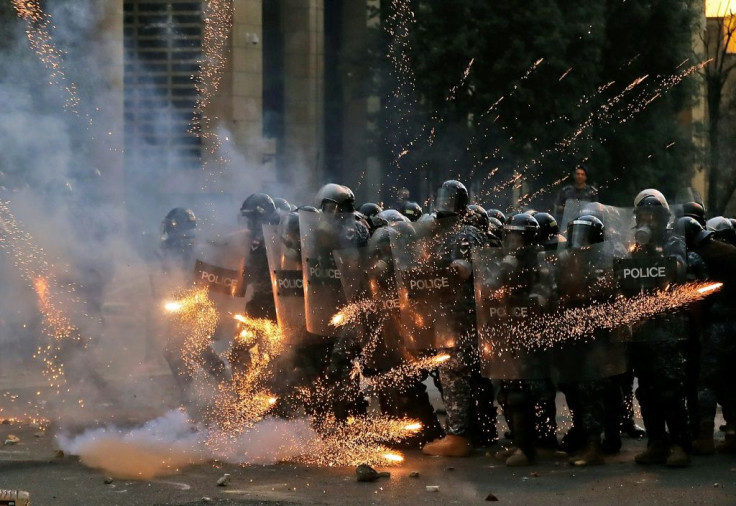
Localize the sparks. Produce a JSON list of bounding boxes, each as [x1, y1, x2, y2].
[[164, 301, 183, 313], [382, 452, 405, 463], [697, 282, 722, 294]]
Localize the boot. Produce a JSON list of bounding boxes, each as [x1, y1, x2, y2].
[[635, 440, 669, 465], [665, 444, 690, 467], [421, 435, 472, 457], [561, 426, 586, 454], [716, 430, 736, 454], [691, 419, 715, 456], [569, 438, 605, 467], [622, 418, 646, 439], [505, 448, 533, 467], [601, 434, 622, 454]]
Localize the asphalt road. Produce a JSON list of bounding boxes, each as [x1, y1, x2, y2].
[[1, 370, 735, 506]]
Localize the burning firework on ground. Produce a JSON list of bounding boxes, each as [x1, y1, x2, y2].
[[293, 414, 421, 467]]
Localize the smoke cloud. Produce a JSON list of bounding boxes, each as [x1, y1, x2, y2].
[[0, 2, 312, 427], [57, 410, 318, 479]]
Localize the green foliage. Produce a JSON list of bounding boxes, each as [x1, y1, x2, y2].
[[371, 0, 699, 210]]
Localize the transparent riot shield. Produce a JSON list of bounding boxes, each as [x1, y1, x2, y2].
[[613, 213, 688, 342], [549, 243, 628, 383], [263, 224, 314, 346], [390, 224, 461, 352], [299, 210, 356, 335], [193, 230, 251, 341], [334, 230, 409, 367], [472, 246, 553, 379], [333, 246, 369, 304]]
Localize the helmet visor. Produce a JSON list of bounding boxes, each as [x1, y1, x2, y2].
[[567, 221, 593, 249]]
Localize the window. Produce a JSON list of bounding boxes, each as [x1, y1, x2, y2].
[[123, 1, 203, 172]]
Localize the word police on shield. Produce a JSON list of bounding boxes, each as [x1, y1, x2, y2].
[[614, 256, 677, 294], [194, 260, 245, 297]]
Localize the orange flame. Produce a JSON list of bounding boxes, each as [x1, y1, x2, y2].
[[697, 282, 722, 294], [382, 452, 404, 463]]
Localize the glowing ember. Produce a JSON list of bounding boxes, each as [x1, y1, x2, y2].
[[403, 423, 422, 431], [697, 282, 722, 294], [433, 354, 451, 363], [382, 452, 405, 463], [164, 301, 183, 313], [330, 313, 345, 326]]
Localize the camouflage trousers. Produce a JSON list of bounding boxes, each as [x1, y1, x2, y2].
[[437, 345, 475, 437], [629, 341, 690, 449], [497, 378, 554, 457], [698, 321, 736, 425]]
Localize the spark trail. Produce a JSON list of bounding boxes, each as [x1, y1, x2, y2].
[[191, 0, 233, 170], [480, 281, 723, 356], [11, 0, 82, 114]]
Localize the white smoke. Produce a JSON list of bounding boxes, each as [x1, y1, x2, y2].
[[0, 0, 320, 424], [57, 410, 318, 479]]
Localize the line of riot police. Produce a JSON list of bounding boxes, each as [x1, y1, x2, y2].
[[152, 180, 736, 469]]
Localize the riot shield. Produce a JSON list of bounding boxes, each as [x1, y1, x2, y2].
[[613, 218, 688, 342], [614, 255, 679, 294], [334, 231, 408, 367], [299, 210, 356, 335], [390, 224, 461, 352], [193, 230, 251, 341], [263, 224, 314, 346], [333, 246, 369, 303], [472, 246, 553, 379], [549, 243, 628, 382]]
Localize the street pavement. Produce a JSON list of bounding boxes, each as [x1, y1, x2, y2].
[[1, 363, 735, 506]]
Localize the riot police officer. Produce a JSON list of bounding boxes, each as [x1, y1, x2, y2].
[[490, 213, 555, 466], [227, 193, 280, 375], [421, 180, 498, 456], [157, 207, 229, 390], [159, 207, 197, 273], [555, 214, 627, 466], [625, 190, 691, 467], [677, 216, 736, 454]]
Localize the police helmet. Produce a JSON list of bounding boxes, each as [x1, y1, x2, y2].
[[566, 214, 604, 249], [435, 180, 469, 218], [633, 188, 669, 211], [279, 211, 301, 251], [240, 193, 277, 225], [358, 202, 383, 220], [316, 183, 355, 213], [486, 208, 506, 224], [465, 204, 490, 231], [162, 207, 196, 238], [633, 190, 670, 227], [675, 216, 713, 250], [706, 216, 733, 232], [533, 212, 558, 243], [488, 217, 504, 239], [399, 201, 423, 222], [503, 213, 540, 253], [706, 216, 736, 244], [677, 201, 706, 226], [371, 209, 410, 229], [273, 197, 292, 213]]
